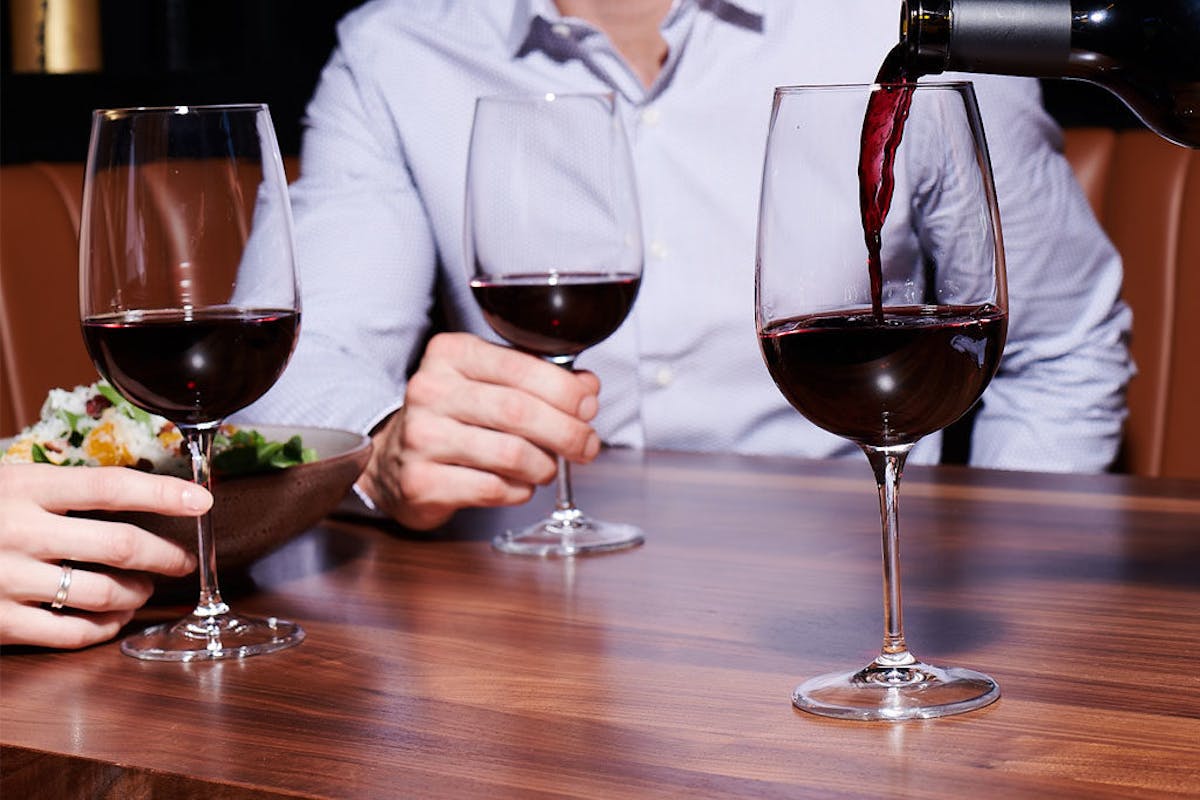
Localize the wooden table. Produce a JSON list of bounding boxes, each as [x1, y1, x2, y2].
[[3, 449, 1199, 798]]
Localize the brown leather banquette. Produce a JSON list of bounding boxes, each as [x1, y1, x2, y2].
[[1062, 131, 1199, 479], [1, 135, 1197, 477]]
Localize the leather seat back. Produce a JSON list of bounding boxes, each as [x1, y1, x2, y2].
[[0, 162, 94, 437], [1063, 129, 1199, 479]]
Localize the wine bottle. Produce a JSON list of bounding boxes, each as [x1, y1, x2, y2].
[[899, 0, 1200, 148]]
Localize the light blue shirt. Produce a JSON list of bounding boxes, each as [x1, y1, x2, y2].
[[243, 0, 1133, 473]]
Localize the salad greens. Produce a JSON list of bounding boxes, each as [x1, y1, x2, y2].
[[10, 380, 318, 477], [95, 383, 154, 426], [212, 429, 318, 477], [31, 442, 87, 467]]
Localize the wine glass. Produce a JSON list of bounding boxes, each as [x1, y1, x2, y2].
[[465, 92, 644, 557], [79, 104, 304, 660], [755, 82, 1008, 719]]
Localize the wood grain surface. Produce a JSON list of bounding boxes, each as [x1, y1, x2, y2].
[[2, 448, 1198, 799]]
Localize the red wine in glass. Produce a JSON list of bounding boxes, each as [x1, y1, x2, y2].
[[759, 304, 1006, 447], [469, 272, 641, 360], [81, 308, 299, 425]]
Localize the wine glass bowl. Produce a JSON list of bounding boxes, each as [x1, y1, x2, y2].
[[470, 272, 641, 367], [465, 92, 644, 556], [756, 82, 1007, 719], [80, 104, 304, 660]]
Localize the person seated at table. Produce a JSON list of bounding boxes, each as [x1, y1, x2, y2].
[[241, 0, 1133, 530], [0, 465, 204, 649]]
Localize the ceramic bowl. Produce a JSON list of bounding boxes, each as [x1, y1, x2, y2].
[[98, 425, 372, 568]]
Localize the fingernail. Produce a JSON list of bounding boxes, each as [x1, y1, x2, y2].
[[583, 432, 601, 460], [181, 486, 211, 512], [578, 394, 599, 421]]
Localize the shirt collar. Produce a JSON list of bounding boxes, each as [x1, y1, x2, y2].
[[508, 0, 765, 58]]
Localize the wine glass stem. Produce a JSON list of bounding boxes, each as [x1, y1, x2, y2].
[[862, 443, 915, 664], [181, 425, 229, 619], [554, 454, 577, 516], [547, 355, 584, 529]]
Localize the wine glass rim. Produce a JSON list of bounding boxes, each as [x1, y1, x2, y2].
[[774, 80, 975, 94], [92, 103, 269, 119]]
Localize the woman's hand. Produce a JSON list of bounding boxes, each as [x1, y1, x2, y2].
[[0, 464, 208, 649]]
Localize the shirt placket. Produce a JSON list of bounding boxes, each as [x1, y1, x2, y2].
[[528, 5, 701, 440]]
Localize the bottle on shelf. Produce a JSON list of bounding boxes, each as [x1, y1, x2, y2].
[[899, 0, 1200, 148]]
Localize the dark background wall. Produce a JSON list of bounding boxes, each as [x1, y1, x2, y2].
[[0, 0, 365, 162], [0, 0, 1140, 165]]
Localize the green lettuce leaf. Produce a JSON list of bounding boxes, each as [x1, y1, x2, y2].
[[212, 429, 317, 477]]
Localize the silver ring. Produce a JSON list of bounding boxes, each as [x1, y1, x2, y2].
[[50, 563, 73, 610]]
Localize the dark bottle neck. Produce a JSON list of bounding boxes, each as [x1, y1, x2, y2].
[[902, 0, 1072, 77]]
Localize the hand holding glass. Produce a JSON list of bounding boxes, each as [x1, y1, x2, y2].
[[465, 92, 644, 556]]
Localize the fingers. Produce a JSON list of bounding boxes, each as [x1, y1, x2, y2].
[[0, 603, 135, 650], [406, 376, 600, 469], [3, 464, 212, 516], [0, 465, 204, 649], [413, 334, 601, 464], [0, 550, 154, 649], [380, 460, 536, 531], [0, 555, 155, 610], [359, 407, 541, 530], [0, 466, 199, 577], [1, 509, 196, 577], [423, 333, 600, 422], [404, 407, 559, 485]]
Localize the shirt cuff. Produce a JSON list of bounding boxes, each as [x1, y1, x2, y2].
[[337, 480, 390, 520]]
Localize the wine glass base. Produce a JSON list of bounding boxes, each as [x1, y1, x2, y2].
[[493, 517, 644, 557], [792, 660, 999, 720], [120, 612, 305, 662]]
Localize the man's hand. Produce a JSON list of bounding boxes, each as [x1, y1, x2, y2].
[[357, 332, 602, 530]]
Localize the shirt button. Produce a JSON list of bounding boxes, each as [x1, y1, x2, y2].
[[640, 107, 661, 127], [649, 240, 669, 260], [550, 22, 572, 38], [654, 366, 674, 387]]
